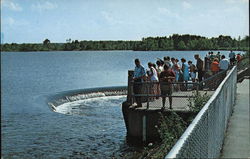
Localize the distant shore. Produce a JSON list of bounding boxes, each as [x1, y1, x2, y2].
[[1, 34, 249, 52], [1, 49, 248, 53]]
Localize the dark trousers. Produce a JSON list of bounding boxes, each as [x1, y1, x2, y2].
[[197, 70, 204, 82], [197, 70, 204, 89], [133, 79, 142, 106]]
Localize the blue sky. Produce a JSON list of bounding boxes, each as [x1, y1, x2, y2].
[[1, 0, 249, 43]]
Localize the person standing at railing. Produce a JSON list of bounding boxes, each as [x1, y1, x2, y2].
[[219, 55, 230, 83], [236, 53, 242, 63], [210, 52, 215, 61], [171, 57, 176, 69], [194, 54, 204, 82], [133, 59, 146, 107], [159, 64, 175, 110], [219, 55, 230, 71], [147, 62, 159, 100], [156, 60, 164, 97], [172, 58, 181, 91], [188, 61, 196, 82], [216, 52, 221, 61], [181, 58, 189, 91], [210, 58, 220, 89], [156, 60, 164, 74], [229, 50, 236, 65], [204, 57, 210, 71], [211, 58, 220, 75], [164, 56, 173, 68]]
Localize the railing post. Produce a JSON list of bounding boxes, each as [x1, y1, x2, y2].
[[196, 82, 199, 95], [147, 81, 149, 109], [127, 70, 134, 105]]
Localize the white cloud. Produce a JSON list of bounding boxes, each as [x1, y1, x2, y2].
[[101, 11, 123, 25], [31, 1, 58, 11], [182, 1, 192, 9], [2, 0, 23, 11]]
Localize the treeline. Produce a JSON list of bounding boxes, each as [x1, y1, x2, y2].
[[1, 34, 249, 52]]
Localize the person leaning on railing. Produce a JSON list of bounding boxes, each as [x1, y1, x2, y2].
[[133, 58, 146, 107], [159, 64, 176, 110]]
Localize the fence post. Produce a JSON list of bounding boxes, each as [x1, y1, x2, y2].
[[127, 70, 134, 105]]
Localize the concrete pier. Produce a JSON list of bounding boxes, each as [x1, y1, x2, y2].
[[122, 90, 213, 143], [122, 101, 196, 143], [122, 70, 215, 143]]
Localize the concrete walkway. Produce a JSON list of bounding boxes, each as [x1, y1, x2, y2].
[[220, 79, 250, 158]]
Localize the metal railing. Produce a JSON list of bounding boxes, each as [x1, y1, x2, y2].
[[127, 69, 227, 109], [165, 66, 237, 158], [130, 81, 199, 109]]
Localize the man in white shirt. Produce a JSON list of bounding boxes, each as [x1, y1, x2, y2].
[[219, 55, 230, 71]]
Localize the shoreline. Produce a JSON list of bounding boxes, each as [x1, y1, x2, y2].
[[0, 49, 247, 53]]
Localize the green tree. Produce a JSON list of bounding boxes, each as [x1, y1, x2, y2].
[[177, 40, 187, 50], [43, 39, 50, 45]]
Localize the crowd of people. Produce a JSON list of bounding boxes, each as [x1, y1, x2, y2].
[[132, 51, 242, 109]]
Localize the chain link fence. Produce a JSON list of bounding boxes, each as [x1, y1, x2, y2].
[[165, 66, 237, 158]]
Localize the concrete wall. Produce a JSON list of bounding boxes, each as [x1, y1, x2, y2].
[[122, 102, 195, 144]]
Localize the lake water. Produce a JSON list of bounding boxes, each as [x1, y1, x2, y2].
[[1, 50, 241, 158]]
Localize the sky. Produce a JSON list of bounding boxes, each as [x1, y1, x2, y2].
[[1, 0, 249, 43]]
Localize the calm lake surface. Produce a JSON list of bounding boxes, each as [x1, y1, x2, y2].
[[1, 50, 241, 158]]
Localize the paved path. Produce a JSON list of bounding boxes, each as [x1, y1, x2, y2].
[[220, 79, 250, 158]]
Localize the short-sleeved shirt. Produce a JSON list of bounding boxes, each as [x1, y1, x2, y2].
[[159, 69, 175, 93], [219, 59, 229, 70], [229, 52, 235, 59], [236, 55, 241, 61], [134, 65, 146, 81], [211, 61, 219, 72], [159, 69, 175, 84]]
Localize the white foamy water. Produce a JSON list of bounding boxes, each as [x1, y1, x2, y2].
[[66, 92, 106, 101], [55, 95, 126, 115]]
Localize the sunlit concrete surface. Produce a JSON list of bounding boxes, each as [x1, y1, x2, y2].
[[220, 79, 250, 158]]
